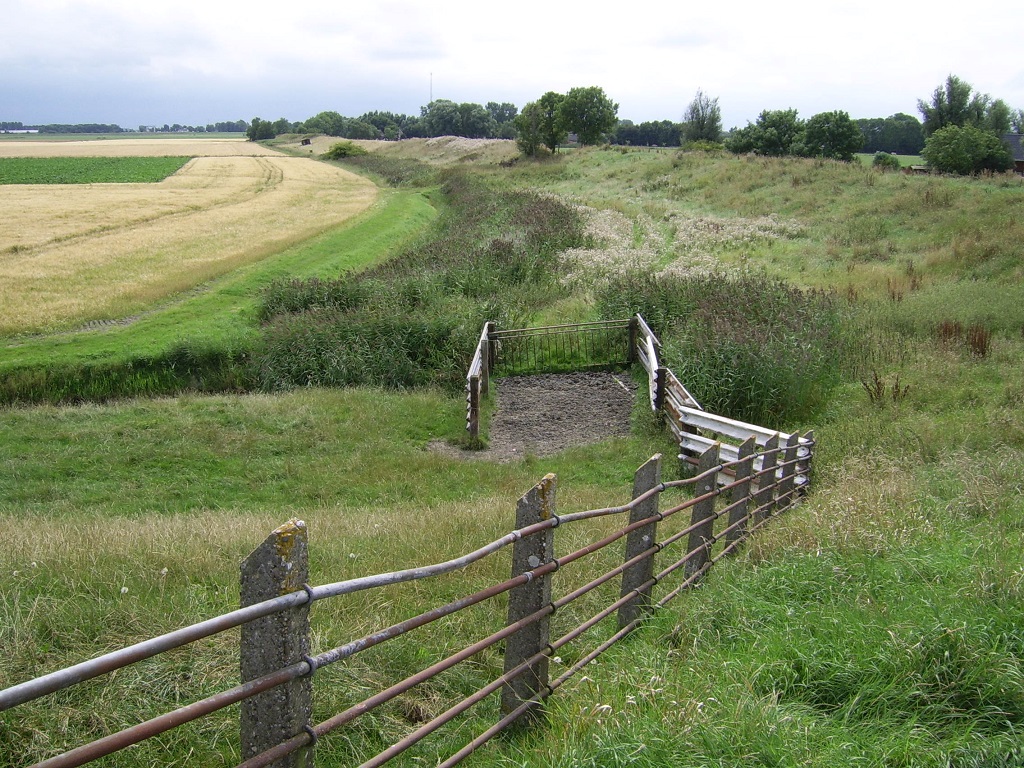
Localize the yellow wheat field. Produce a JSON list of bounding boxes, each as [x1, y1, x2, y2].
[[0, 140, 378, 336]]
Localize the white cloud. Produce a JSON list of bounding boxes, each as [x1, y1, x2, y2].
[[2, 0, 1022, 128]]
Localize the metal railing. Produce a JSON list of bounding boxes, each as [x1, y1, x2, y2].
[[1, 441, 812, 767], [466, 318, 634, 439]]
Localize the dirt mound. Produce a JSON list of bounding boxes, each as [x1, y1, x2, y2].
[[433, 372, 638, 462], [276, 135, 519, 166]]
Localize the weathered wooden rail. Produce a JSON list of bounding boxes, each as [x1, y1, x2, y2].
[[467, 315, 814, 490]]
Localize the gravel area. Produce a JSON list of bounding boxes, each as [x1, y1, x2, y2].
[[432, 371, 638, 462]]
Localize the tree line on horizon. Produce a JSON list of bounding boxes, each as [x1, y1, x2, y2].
[[5, 75, 1021, 175]]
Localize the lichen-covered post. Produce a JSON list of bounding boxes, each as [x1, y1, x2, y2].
[[685, 444, 720, 584], [724, 437, 757, 551], [618, 455, 662, 629], [240, 520, 313, 768], [501, 474, 556, 722]]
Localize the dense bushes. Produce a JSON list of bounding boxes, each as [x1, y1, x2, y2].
[[598, 270, 844, 424], [251, 166, 588, 391]]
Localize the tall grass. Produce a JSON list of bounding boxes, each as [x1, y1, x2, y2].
[[251, 167, 589, 392], [596, 269, 844, 424]]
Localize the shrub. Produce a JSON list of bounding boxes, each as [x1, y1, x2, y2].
[[921, 125, 1014, 175], [321, 141, 368, 160], [873, 152, 902, 171], [597, 270, 844, 424]]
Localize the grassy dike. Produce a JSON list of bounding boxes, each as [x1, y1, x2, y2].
[[0, 189, 436, 403], [2, 146, 1023, 766]]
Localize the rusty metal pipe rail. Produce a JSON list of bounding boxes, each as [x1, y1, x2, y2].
[[1, 520, 565, 714], [10, 441, 809, 768], [241, 472, 744, 768]]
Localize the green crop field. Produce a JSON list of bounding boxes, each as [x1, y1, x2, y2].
[[1, 139, 1023, 766], [0, 156, 192, 184]]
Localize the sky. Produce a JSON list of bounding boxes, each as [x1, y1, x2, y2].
[[3, 0, 1023, 131]]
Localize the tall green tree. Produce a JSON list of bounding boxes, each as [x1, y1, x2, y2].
[[514, 101, 543, 156], [682, 89, 722, 144], [798, 110, 863, 161], [918, 75, 1012, 137], [537, 91, 567, 153], [246, 117, 276, 141], [302, 111, 347, 136], [558, 86, 618, 146], [1012, 109, 1024, 134]]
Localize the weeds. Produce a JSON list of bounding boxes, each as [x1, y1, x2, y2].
[[252, 169, 588, 392], [966, 324, 993, 358], [861, 371, 910, 407], [596, 269, 844, 424]]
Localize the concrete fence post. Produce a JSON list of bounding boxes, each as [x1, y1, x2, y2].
[[240, 520, 313, 768], [798, 429, 815, 494], [618, 455, 662, 629], [627, 317, 639, 365], [725, 437, 757, 551], [501, 474, 557, 722], [685, 444, 720, 584]]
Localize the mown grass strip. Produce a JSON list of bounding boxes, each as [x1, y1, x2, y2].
[[0, 156, 192, 184], [1, 190, 434, 369]]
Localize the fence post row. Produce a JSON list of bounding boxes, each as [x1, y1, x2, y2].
[[777, 432, 801, 513], [618, 454, 662, 629], [501, 473, 557, 721], [240, 520, 314, 768]]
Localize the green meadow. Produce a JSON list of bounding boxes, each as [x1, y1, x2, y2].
[[1, 143, 1022, 766], [0, 156, 192, 184]]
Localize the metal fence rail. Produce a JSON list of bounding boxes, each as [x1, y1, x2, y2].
[[1, 441, 812, 768], [465, 318, 634, 439]]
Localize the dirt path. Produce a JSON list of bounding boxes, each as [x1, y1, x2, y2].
[[433, 372, 638, 462]]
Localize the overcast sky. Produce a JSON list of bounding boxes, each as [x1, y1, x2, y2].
[[3, 0, 1023, 131]]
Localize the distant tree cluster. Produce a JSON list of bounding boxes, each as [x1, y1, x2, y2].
[[917, 75, 1016, 175], [855, 114, 924, 155], [515, 87, 619, 156], [38, 123, 125, 134], [245, 101, 521, 143], [611, 120, 681, 147], [726, 109, 864, 161]]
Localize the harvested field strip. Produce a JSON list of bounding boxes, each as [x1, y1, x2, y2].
[[0, 190, 437, 373], [0, 138, 281, 158], [0, 156, 192, 184], [0, 156, 378, 336]]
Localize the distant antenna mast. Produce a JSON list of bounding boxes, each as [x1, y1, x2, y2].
[[430, 72, 433, 104]]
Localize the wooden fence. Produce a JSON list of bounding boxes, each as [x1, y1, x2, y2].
[[0, 442, 812, 767], [467, 315, 814, 490], [466, 319, 634, 440]]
